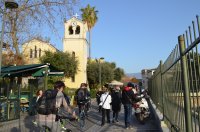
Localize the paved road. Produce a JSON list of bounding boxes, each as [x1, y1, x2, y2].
[[0, 100, 161, 132]]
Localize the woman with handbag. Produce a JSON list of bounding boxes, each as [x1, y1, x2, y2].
[[99, 85, 112, 126]]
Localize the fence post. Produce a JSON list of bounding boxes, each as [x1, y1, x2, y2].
[[178, 35, 192, 132], [160, 60, 164, 120]]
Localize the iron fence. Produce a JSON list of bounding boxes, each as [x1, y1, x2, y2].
[[149, 15, 200, 132]]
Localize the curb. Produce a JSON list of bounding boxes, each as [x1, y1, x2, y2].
[[148, 99, 170, 132]]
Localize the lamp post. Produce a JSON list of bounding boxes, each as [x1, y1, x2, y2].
[[0, 0, 18, 75], [96, 57, 104, 88]]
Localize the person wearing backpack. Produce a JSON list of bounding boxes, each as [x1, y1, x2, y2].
[[75, 83, 90, 114], [36, 81, 76, 131]]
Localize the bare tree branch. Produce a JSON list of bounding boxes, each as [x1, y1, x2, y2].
[[0, 0, 79, 64]]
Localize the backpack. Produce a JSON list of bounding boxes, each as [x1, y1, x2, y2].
[[36, 89, 58, 115], [77, 89, 86, 102]]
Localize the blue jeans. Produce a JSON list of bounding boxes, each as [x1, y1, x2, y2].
[[124, 104, 132, 128]]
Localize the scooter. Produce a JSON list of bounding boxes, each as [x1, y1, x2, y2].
[[133, 95, 150, 124]]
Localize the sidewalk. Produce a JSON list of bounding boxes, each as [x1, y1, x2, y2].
[[0, 100, 161, 132]]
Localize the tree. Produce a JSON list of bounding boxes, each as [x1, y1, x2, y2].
[[2, 47, 24, 66], [101, 62, 114, 84], [114, 67, 125, 81], [0, 0, 78, 64], [87, 61, 114, 89], [40, 51, 78, 77], [87, 61, 99, 88], [80, 4, 98, 58], [131, 77, 139, 83], [87, 60, 124, 89]]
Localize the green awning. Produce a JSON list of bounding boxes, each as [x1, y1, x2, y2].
[[32, 68, 46, 77], [1, 63, 64, 78], [32, 68, 64, 77]]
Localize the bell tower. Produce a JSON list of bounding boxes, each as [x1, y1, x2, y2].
[[63, 16, 88, 88]]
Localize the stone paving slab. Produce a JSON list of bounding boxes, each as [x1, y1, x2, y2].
[[0, 99, 162, 132]]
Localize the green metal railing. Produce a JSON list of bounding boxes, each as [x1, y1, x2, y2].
[[0, 81, 39, 122], [149, 15, 200, 132]]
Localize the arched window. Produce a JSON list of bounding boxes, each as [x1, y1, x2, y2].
[[30, 49, 33, 58], [39, 48, 41, 57], [69, 26, 73, 35], [75, 25, 80, 34], [35, 46, 37, 58]]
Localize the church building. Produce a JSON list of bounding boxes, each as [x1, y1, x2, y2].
[[22, 38, 58, 64], [22, 16, 88, 89]]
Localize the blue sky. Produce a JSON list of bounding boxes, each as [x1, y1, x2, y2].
[[48, 0, 200, 73]]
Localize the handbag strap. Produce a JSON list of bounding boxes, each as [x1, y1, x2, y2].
[[102, 94, 109, 106], [124, 91, 133, 104]]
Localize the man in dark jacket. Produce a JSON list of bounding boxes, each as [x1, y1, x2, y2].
[[121, 82, 135, 129], [75, 83, 90, 114]]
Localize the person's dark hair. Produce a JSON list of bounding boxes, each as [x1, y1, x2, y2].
[[80, 83, 87, 87], [54, 81, 66, 90], [103, 87, 108, 92], [104, 83, 109, 88], [139, 82, 142, 86], [127, 82, 135, 88], [36, 89, 43, 96]]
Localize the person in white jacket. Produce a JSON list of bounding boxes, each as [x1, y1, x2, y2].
[[100, 85, 112, 126]]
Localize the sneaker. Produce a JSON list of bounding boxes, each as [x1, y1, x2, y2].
[[115, 120, 119, 123], [129, 126, 133, 129], [61, 126, 67, 130], [32, 121, 37, 126], [125, 127, 129, 130]]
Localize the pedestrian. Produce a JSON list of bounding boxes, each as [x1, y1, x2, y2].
[[121, 82, 135, 129], [75, 83, 90, 115], [36, 81, 77, 131], [96, 87, 103, 112], [111, 85, 121, 123], [36, 89, 43, 102], [100, 84, 112, 126], [32, 89, 43, 123]]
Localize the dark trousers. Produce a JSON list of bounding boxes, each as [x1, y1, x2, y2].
[[101, 108, 110, 125], [98, 106, 102, 112], [124, 104, 132, 128], [78, 104, 88, 116], [113, 111, 119, 121]]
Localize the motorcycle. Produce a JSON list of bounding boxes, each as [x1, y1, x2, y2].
[[133, 95, 150, 124]]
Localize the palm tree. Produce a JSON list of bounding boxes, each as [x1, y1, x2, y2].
[[80, 4, 98, 59]]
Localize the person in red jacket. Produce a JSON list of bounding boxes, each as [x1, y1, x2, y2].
[[121, 82, 135, 129]]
